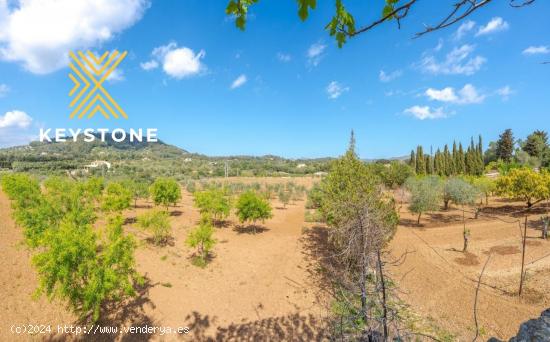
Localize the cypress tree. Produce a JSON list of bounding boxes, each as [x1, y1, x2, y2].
[[416, 146, 426, 175], [458, 143, 466, 174], [443, 145, 452, 176], [409, 150, 416, 171], [426, 155, 434, 174]]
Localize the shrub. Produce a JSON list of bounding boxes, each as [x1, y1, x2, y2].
[[33, 215, 139, 322], [193, 188, 231, 222], [102, 182, 132, 213], [137, 210, 171, 245], [186, 219, 216, 266], [235, 190, 273, 233], [150, 178, 181, 209]]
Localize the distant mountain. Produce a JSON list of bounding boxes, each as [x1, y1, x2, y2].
[[0, 134, 332, 178]]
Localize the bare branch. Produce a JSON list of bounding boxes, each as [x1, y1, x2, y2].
[[473, 253, 492, 342], [510, 0, 536, 7], [415, 0, 493, 38]]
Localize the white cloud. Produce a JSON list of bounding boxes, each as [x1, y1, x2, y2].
[[522, 46, 549, 55], [326, 81, 349, 99], [106, 68, 124, 83], [142, 42, 206, 79], [140, 60, 158, 70], [496, 85, 514, 101], [230, 74, 247, 89], [0, 83, 9, 97], [0, 110, 32, 128], [0, 0, 149, 74], [277, 52, 291, 62], [425, 84, 485, 104], [379, 69, 402, 82], [475, 17, 509, 36], [454, 20, 475, 40], [419, 44, 486, 76], [307, 42, 326, 66], [404, 106, 450, 120]]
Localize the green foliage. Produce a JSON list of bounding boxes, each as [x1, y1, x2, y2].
[[471, 176, 496, 204], [120, 178, 149, 207], [225, 0, 259, 30], [193, 188, 231, 222], [150, 178, 181, 209], [522, 130, 548, 159], [406, 176, 442, 224], [278, 189, 291, 208], [496, 129, 515, 163], [326, 0, 355, 47], [101, 182, 132, 213], [235, 190, 273, 226], [444, 178, 479, 207], [305, 183, 323, 209], [186, 219, 216, 265], [137, 210, 171, 245], [2, 174, 139, 321], [496, 168, 550, 208], [33, 215, 138, 322], [382, 161, 415, 189]]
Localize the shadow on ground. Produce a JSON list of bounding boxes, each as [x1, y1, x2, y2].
[[183, 312, 328, 341]]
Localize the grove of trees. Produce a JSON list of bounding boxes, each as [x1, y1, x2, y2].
[[1, 174, 141, 322]]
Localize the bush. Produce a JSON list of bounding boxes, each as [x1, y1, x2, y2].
[[33, 215, 139, 322], [193, 188, 231, 222], [102, 182, 132, 213], [186, 219, 216, 266], [137, 210, 171, 245], [235, 190, 273, 233], [150, 178, 181, 209]]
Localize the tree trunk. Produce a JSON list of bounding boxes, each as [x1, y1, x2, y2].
[[463, 231, 469, 252], [444, 199, 449, 210], [519, 216, 528, 296], [542, 220, 548, 239], [376, 250, 388, 342], [417, 212, 422, 225]]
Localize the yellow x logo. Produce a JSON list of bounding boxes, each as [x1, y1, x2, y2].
[[68, 50, 128, 119]]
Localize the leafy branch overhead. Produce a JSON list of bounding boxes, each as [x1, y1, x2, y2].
[[225, 0, 536, 47]]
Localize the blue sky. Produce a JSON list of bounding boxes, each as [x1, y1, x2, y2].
[[0, 0, 548, 158]]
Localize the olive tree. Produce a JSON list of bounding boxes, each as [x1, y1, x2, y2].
[[445, 178, 479, 252], [405, 176, 442, 225]]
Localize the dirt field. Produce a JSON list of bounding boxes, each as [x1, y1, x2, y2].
[[390, 199, 550, 340], [0, 177, 329, 341], [1, 176, 549, 341]]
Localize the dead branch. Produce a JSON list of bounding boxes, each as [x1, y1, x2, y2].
[[473, 253, 492, 342]]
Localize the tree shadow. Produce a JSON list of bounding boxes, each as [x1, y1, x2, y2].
[[480, 204, 548, 217], [134, 204, 152, 209], [300, 226, 336, 298], [145, 235, 175, 247], [183, 311, 328, 341], [169, 210, 183, 217], [124, 217, 137, 225], [45, 277, 158, 342], [212, 219, 231, 228], [233, 224, 269, 235]]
